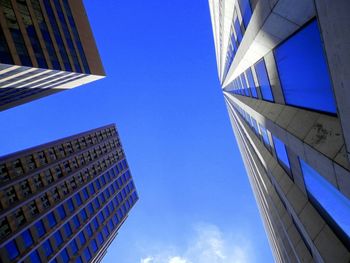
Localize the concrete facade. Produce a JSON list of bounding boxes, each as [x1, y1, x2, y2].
[[209, 0, 350, 262], [0, 0, 105, 111], [0, 124, 138, 263]]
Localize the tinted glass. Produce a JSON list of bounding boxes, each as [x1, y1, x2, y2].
[[29, 250, 41, 263], [300, 159, 350, 238], [21, 229, 33, 248], [274, 20, 336, 114], [238, 0, 252, 28], [43, 240, 53, 256], [255, 58, 273, 101], [245, 68, 257, 98], [35, 220, 45, 237]]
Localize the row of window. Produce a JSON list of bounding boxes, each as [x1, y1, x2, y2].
[[2, 166, 137, 263], [0, 153, 125, 241], [223, 0, 252, 78], [233, 101, 350, 250], [0, 140, 121, 213], [226, 19, 337, 115], [0, 127, 118, 183]]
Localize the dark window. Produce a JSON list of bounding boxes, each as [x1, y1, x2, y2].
[[80, 209, 87, 222], [43, 240, 53, 257], [259, 125, 270, 147], [85, 225, 93, 238], [72, 215, 80, 228], [97, 232, 103, 245], [5, 240, 19, 260], [274, 19, 336, 114], [254, 58, 273, 101], [75, 193, 82, 206], [67, 198, 74, 212], [0, 24, 13, 64], [92, 218, 98, 231]]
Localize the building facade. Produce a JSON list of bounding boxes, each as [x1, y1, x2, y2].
[[209, 0, 350, 262], [0, 124, 138, 263], [0, 0, 105, 111]]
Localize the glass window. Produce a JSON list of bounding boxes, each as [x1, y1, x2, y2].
[[67, 198, 74, 213], [29, 250, 41, 263], [103, 226, 109, 237], [259, 125, 270, 147], [73, 215, 80, 228], [274, 20, 336, 114], [97, 232, 104, 245], [47, 212, 57, 228], [42, 240, 53, 257], [70, 239, 78, 255], [54, 231, 63, 247], [85, 225, 93, 237], [250, 117, 259, 135], [254, 58, 273, 101], [76, 256, 83, 263], [92, 218, 99, 231], [84, 248, 91, 262], [80, 209, 88, 222], [35, 220, 45, 237], [79, 232, 86, 245], [245, 68, 258, 98], [21, 229, 33, 248], [273, 136, 290, 170], [238, 0, 252, 29], [60, 248, 69, 262], [63, 223, 72, 237], [91, 239, 98, 253], [300, 159, 350, 239], [57, 205, 66, 220], [5, 240, 19, 260], [75, 193, 82, 206]]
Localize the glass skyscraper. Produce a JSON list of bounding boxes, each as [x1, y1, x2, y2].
[[209, 0, 350, 262], [0, 124, 138, 263], [0, 0, 105, 111]]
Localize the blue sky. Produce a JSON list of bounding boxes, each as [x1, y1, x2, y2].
[[0, 0, 273, 262]]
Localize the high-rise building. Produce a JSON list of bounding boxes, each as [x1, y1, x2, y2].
[[0, 124, 138, 263], [209, 0, 350, 262], [0, 0, 105, 111]]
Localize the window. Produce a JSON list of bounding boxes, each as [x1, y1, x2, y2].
[[79, 232, 86, 245], [300, 159, 350, 241], [57, 205, 66, 220], [87, 203, 94, 215], [35, 220, 45, 237], [254, 58, 273, 101], [75, 193, 82, 206], [29, 250, 41, 263], [273, 136, 291, 172], [245, 68, 257, 98], [54, 231, 63, 247], [259, 125, 270, 147], [274, 19, 336, 114], [85, 225, 93, 238], [21, 229, 33, 248], [92, 218, 99, 231], [60, 248, 70, 262], [103, 226, 109, 237], [70, 239, 78, 255], [5, 240, 19, 260], [5, 186, 18, 204], [97, 232, 104, 245], [63, 223, 72, 237], [73, 215, 80, 228], [91, 239, 98, 253], [47, 212, 57, 228], [67, 198, 74, 213], [80, 209, 88, 222], [14, 209, 26, 227], [84, 248, 92, 262], [238, 0, 252, 29], [43, 240, 53, 257]]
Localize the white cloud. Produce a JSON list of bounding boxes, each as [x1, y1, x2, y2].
[[139, 223, 252, 263]]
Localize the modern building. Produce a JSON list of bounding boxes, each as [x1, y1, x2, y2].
[[0, 0, 105, 111], [0, 124, 138, 263], [209, 0, 350, 262]]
